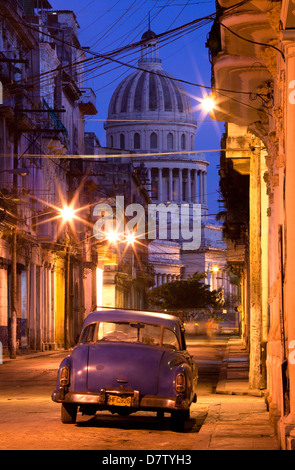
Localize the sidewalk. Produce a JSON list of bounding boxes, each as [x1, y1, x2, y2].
[[193, 338, 280, 450], [2, 349, 68, 364]]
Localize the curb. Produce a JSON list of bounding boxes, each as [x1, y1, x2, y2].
[[2, 350, 69, 364]]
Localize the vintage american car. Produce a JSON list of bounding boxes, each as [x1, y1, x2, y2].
[[52, 309, 198, 430]]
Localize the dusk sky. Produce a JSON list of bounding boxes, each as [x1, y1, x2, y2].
[[50, 0, 224, 220]]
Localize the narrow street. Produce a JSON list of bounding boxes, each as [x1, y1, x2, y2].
[[0, 338, 228, 451]]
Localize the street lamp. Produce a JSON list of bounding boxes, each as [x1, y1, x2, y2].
[[60, 205, 76, 222], [126, 232, 136, 246], [211, 266, 220, 274], [106, 230, 120, 244], [202, 93, 217, 113]]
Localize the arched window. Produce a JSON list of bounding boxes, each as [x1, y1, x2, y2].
[[134, 132, 140, 149], [181, 133, 186, 150], [120, 133, 125, 149], [150, 132, 158, 149], [110, 135, 114, 148], [167, 133, 173, 150]]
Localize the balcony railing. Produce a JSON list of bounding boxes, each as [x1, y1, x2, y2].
[[42, 97, 68, 137]]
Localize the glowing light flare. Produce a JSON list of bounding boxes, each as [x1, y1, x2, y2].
[[211, 266, 220, 273], [202, 94, 216, 113], [24, 178, 95, 243], [60, 205, 76, 222], [125, 231, 136, 246], [106, 231, 120, 244]]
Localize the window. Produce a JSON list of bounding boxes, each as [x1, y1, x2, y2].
[[79, 320, 180, 350], [79, 323, 97, 343], [120, 133, 125, 149], [162, 328, 180, 350], [110, 135, 113, 147], [181, 133, 186, 150], [97, 321, 162, 346], [150, 132, 158, 149], [134, 132, 140, 149], [167, 133, 173, 150]]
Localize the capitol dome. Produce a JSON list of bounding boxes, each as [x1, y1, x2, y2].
[[103, 27, 216, 285], [105, 28, 197, 153]]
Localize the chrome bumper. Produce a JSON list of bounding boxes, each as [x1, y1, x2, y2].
[[51, 388, 190, 411]]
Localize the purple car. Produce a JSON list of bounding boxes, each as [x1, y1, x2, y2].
[[52, 309, 198, 431]]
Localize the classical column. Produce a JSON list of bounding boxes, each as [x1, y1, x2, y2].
[[158, 167, 163, 201], [169, 168, 173, 201], [147, 167, 152, 197], [187, 169, 191, 202], [157, 273, 162, 286], [179, 168, 183, 202], [249, 140, 262, 391], [198, 171, 202, 204], [194, 169, 198, 203], [29, 263, 36, 351]]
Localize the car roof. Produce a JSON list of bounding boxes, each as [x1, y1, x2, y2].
[[82, 309, 183, 332]]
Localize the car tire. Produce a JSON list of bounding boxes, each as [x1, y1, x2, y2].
[[61, 403, 77, 424], [171, 409, 190, 432]]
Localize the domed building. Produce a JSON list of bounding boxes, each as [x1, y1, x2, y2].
[[104, 28, 232, 300], [105, 28, 208, 214]]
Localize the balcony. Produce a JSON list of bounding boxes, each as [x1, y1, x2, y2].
[[209, 1, 278, 126], [212, 53, 272, 125], [218, 0, 273, 11], [78, 88, 97, 115]]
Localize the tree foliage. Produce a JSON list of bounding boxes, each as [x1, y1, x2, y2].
[[148, 272, 223, 310]]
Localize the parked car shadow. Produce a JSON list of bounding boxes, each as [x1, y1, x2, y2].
[[76, 410, 206, 433]]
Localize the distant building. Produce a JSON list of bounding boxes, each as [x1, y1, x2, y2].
[[104, 27, 233, 300]]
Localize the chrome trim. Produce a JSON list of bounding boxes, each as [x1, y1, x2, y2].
[[51, 389, 190, 411]]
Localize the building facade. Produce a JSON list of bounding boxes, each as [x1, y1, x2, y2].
[[207, 0, 295, 449], [0, 1, 149, 356]]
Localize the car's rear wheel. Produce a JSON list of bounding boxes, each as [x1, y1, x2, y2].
[[61, 403, 77, 424], [171, 409, 190, 431]]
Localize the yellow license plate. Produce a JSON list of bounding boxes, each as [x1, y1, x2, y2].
[[108, 394, 132, 407]]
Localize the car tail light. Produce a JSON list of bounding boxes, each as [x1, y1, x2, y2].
[[60, 366, 70, 386], [176, 372, 186, 392]]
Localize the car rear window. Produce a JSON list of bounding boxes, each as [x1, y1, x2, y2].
[[79, 321, 180, 350]]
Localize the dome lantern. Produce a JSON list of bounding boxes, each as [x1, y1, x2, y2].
[[139, 29, 161, 67], [139, 14, 161, 68]]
